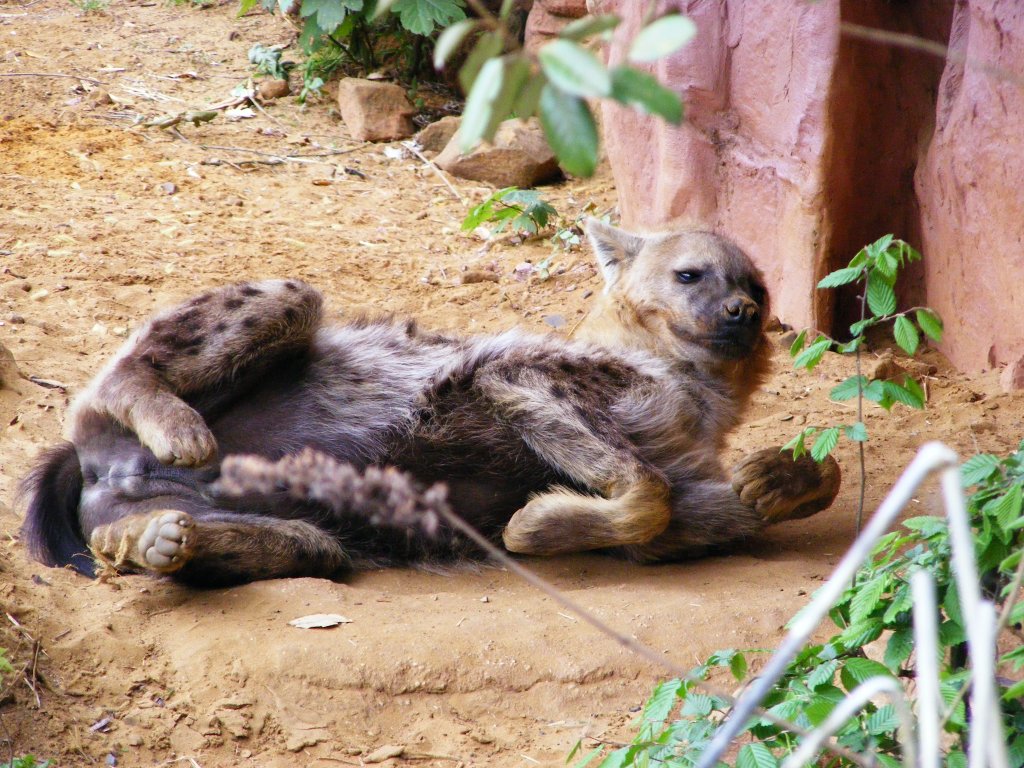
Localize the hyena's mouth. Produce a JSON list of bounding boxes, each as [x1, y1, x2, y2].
[[671, 322, 761, 360]]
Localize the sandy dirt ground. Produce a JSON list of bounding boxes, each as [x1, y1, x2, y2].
[[1, 2, 1022, 765]]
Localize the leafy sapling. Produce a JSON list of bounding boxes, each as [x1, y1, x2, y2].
[[460, 187, 556, 237], [786, 235, 943, 463]]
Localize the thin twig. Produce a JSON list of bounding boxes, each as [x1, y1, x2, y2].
[[401, 141, 467, 205], [431, 504, 874, 768], [840, 22, 1024, 89], [0, 72, 105, 85]]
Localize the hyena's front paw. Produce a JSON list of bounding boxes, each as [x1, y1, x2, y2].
[[732, 448, 841, 524], [133, 404, 217, 467], [90, 510, 195, 575]]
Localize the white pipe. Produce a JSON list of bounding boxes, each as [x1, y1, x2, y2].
[[911, 570, 941, 768]]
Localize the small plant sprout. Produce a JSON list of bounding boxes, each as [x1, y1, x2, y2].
[[786, 235, 943, 531], [460, 187, 556, 237]]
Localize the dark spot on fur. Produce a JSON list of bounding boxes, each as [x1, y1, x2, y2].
[[185, 347, 201, 356], [178, 309, 199, 324], [190, 294, 213, 306], [284, 281, 298, 291], [550, 383, 567, 399], [242, 316, 258, 329], [225, 298, 245, 310], [214, 322, 228, 333], [284, 307, 297, 323], [241, 286, 263, 297], [559, 361, 580, 375]]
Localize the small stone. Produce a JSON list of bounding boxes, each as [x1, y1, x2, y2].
[[257, 78, 290, 100], [7, 314, 25, 324], [414, 115, 461, 153], [336, 78, 416, 142], [435, 118, 562, 188], [29, 289, 49, 301], [159, 182, 178, 195], [459, 269, 499, 285], [1000, 354, 1024, 392], [364, 744, 405, 763], [126, 734, 143, 747], [90, 89, 114, 106]]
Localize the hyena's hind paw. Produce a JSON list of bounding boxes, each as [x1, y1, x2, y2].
[[732, 448, 841, 524], [90, 510, 195, 575]]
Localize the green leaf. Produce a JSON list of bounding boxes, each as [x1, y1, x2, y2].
[[1002, 679, 1024, 701], [811, 427, 840, 462], [866, 703, 900, 735], [988, 484, 1023, 530], [789, 329, 807, 358], [893, 315, 919, 355], [836, 336, 864, 354], [559, 13, 620, 41], [838, 619, 884, 649], [737, 743, 778, 768], [391, 0, 465, 35], [874, 250, 898, 281], [845, 422, 868, 442], [946, 750, 968, 768], [539, 84, 598, 177], [867, 278, 897, 316], [783, 428, 814, 461], [883, 628, 913, 672], [628, 14, 697, 63], [793, 337, 832, 371], [459, 31, 504, 93], [642, 678, 681, 724], [512, 72, 545, 119], [881, 379, 924, 409], [840, 658, 892, 691], [849, 317, 876, 337], [830, 376, 866, 402], [609, 66, 683, 124], [817, 267, 863, 289], [962, 454, 1001, 486], [573, 746, 604, 768], [300, 0, 360, 34], [807, 659, 839, 690], [596, 746, 630, 768], [916, 309, 944, 342], [459, 57, 506, 152], [537, 39, 611, 98], [730, 652, 748, 681], [849, 574, 887, 623], [433, 19, 477, 70], [682, 692, 713, 717]]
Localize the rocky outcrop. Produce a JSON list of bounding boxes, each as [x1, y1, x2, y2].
[[336, 78, 416, 142], [915, 1, 1024, 378], [415, 116, 461, 154]]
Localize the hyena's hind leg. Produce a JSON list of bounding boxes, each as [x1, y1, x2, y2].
[[476, 357, 672, 556], [71, 280, 323, 466], [619, 450, 841, 562], [89, 509, 350, 586]]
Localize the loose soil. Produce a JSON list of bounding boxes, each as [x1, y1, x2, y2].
[[1, 2, 1021, 766]]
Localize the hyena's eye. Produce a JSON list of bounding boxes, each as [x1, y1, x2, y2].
[[749, 284, 767, 304], [675, 270, 703, 285]]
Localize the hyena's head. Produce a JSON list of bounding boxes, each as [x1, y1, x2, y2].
[[580, 219, 770, 367]]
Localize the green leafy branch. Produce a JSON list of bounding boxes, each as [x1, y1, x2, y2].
[[579, 443, 1024, 768], [438, 8, 695, 177]]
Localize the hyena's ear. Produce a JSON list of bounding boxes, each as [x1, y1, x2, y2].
[[585, 218, 646, 289]]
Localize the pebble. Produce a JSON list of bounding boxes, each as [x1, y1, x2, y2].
[[7, 314, 25, 324]]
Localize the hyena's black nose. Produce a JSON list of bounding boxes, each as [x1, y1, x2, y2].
[[724, 296, 760, 326]]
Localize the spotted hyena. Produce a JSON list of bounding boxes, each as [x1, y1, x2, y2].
[[20, 220, 840, 586]]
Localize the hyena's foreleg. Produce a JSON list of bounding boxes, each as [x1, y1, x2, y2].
[[70, 280, 323, 466], [619, 449, 842, 562], [476, 360, 672, 555]]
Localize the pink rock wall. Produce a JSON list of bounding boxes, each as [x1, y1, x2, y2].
[[916, 0, 1024, 374], [590, 0, 840, 332], [566, 0, 1020, 376]]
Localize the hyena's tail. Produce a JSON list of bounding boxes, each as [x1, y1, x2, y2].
[[19, 442, 93, 576]]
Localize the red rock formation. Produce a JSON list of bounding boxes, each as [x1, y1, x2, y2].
[[915, 1, 1024, 377]]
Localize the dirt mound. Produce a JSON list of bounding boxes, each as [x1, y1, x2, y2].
[[2, 1, 1022, 765]]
